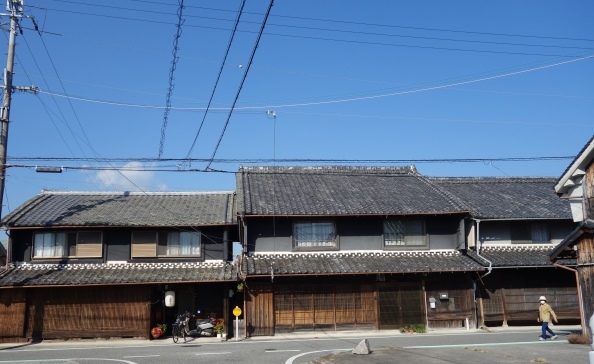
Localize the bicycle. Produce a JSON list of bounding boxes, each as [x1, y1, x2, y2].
[[171, 313, 188, 343]]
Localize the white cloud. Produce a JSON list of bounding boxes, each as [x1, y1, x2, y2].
[[88, 162, 160, 191]]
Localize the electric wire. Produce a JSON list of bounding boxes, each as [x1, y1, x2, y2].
[[17, 30, 105, 190], [162, 3, 594, 43], [36, 0, 594, 43], [26, 5, 592, 58], [24, 17, 148, 193], [22, 5, 226, 238], [36, 53, 593, 112], [26, 23, 114, 189], [182, 0, 247, 169], [158, 0, 184, 158], [7, 155, 574, 165], [205, 0, 275, 171]]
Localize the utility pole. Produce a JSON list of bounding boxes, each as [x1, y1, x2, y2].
[[0, 0, 35, 219]]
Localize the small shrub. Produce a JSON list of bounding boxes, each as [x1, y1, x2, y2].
[[567, 333, 591, 345], [414, 324, 426, 333]]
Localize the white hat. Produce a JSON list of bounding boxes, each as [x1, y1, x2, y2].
[[539, 296, 547, 301]]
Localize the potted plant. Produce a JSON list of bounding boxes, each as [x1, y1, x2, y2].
[[236, 282, 244, 292], [151, 323, 167, 339], [215, 319, 224, 338]]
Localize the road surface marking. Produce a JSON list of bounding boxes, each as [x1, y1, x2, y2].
[[195, 352, 232, 356], [285, 349, 351, 364]]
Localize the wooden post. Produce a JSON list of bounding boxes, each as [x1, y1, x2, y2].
[[478, 297, 485, 327]]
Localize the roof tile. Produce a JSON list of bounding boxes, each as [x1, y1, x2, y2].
[[431, 177, 571, 219], [1, 191, 237, 227], [237, 166, 467, 216], [243, 251, 484, 276], [0, 261, 238, 287]]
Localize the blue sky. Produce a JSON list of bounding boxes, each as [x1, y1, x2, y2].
[[1, 0, 593, 219]]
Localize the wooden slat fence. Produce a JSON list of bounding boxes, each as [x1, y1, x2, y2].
[[272, 283, 375, 334], [26, 286, 151, 340]]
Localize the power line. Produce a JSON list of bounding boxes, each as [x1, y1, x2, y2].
[[158, 0, 184, 158], [205, 0, 275, 170], [7, 156, 575, 164], [39, 1, 594, 43], [35, 53, 593, 114], [28, 5, 592, 58], [17, 32, 106, 191], [183, 0, 247, 168]]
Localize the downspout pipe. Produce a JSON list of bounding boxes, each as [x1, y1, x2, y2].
[[552, 261, 586, 335], [475, 219, 493, 279]]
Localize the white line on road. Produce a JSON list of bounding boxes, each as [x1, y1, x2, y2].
[[195, 352, 232, 356], [122, 355, 160, 358], [285, 349, 351, 364], [404, 340, 568, 349], [265, 349, 300, 353]]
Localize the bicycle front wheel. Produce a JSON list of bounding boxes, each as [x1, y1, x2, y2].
[[172, 326, 179, 343]]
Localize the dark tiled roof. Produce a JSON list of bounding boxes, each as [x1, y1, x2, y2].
[[243, 251, 485, 276], [1, 191, 237, 227], [237, 166, 467, 216], [431, 177, 572, 219], [0, 261, 237, 287], [466, 246, 576, 267]]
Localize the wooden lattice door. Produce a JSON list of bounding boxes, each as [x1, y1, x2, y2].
[[378, 284, 422, 329]]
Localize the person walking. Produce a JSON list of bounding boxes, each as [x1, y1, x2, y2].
[[537, 295, 558, 341]]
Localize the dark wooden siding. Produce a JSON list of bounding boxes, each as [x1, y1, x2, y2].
[[26, 286, 151, 340], [245, 283, 274, 336], [0, 289, 27, 341], [273, 283, 376, 333], [426, 279, 474, 329], [479, 269, 580, 326]]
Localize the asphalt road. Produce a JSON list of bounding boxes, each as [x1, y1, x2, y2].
[[0, 327, 591, 364]]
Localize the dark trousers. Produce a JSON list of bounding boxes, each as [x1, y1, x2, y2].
[[541, 321, 555, 339]]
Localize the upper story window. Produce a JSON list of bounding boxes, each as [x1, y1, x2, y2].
[[131, 231, 201, 258], [384, 219, 427, 248], [511, 222, 550, 244], [293, 221, 337, 249], [33, 231, 102, 258]]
